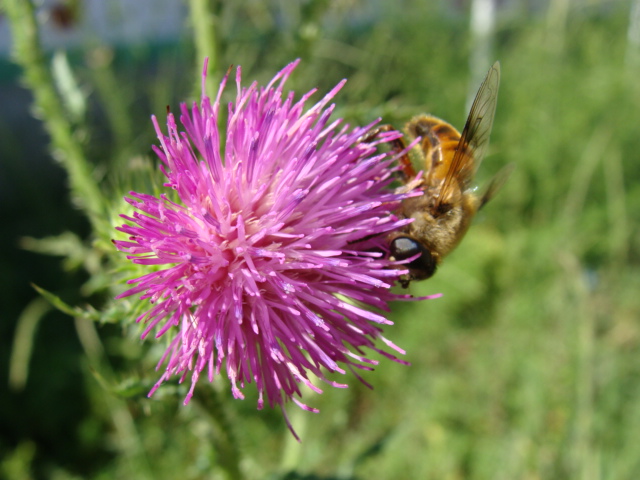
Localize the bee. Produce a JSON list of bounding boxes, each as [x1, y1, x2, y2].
[[387, 62, 506, 287]]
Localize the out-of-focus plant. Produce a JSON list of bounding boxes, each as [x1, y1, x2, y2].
[[5, 0, 640, 479]]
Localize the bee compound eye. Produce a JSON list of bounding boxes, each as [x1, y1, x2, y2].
[[390, 236, 437, 281], [390, 236, 422, 261]]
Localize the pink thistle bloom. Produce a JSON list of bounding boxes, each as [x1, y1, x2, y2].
[[114, 59, 427, 435]]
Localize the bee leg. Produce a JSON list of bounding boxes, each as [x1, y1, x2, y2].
[[359, 124, 416, 182], [395, 145, 417, 183], [358, 123, 394, 143]]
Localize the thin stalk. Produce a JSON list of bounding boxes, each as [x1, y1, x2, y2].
[[189, 0, 218, 97], [74, 317, 155, 480]]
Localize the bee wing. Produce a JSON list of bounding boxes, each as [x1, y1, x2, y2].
[[479, 162, 514, 208], [436, 62, 500, 207]]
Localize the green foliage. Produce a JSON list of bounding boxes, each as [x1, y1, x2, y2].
[[4, 0, 640, 479]]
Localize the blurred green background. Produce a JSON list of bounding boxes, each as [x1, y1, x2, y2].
[[2, 0, 640, 479]]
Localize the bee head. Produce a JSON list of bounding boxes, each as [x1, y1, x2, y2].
[[389, 236, 438, 286]]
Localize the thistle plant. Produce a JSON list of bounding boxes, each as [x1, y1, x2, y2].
[[114, 59, 432, 437]]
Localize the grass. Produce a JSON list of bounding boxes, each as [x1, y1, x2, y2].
[[3, 1, 640, 479]]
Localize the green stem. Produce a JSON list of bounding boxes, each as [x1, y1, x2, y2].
[[189, 0, 219, 96], [88, 48, 135, 165], [193, 386, 243, 480], [4, 0, 108, 236]]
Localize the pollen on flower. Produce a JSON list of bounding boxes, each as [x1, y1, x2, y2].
[[114, 58, 435, 438]]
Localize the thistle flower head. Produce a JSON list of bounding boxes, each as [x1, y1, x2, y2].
[[115, 60, 427, 435]]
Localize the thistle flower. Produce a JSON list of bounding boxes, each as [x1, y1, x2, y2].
[[114, 60, 427, 434]]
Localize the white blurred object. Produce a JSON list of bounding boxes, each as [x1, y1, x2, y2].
[[627, 0, 640, 68], [468, 0, 496, 111]]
